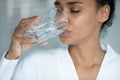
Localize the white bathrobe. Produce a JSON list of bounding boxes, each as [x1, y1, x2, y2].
[[0, 44, 120, 80]]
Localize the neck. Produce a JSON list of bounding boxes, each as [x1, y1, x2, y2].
[[69, 44, 105, 67], [69, 36, 105, 67]]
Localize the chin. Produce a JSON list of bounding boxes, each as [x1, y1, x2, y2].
[[59, 37, 72, 44]]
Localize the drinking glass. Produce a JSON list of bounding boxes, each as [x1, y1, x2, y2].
[[24, 8, 68, 44]]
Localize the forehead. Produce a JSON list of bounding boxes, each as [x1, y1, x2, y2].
[[55, 0, 95, 3], [55, 0, 96, 6]]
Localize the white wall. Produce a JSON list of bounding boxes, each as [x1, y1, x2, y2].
[[0, 0, 120, 58]]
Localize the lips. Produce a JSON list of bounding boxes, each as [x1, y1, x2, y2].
[[60, 30, 72, 37]]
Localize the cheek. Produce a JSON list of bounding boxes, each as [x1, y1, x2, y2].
[[59, 11, 100, 44], [69, 13, 99, 41], [74, 18, 96, 33]]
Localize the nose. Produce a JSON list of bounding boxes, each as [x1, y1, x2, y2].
[[56, 9, 68, 23], [55, 9, 69, 30]]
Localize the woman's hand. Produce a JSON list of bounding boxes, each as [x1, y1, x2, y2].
[[5, 16, 48, 60]]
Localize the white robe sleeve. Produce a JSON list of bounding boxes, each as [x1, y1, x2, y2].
[[0, 52, 19, 80]]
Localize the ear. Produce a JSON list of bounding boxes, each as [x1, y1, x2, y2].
[[97, 5, 110, 23]]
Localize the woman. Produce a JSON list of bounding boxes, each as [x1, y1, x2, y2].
[[0, 0, 120, 80]]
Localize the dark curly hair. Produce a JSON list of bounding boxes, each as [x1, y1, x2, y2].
[[96, 0, 115, 31]]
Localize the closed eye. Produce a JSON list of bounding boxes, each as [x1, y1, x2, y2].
[[70, 10, 80, 13]]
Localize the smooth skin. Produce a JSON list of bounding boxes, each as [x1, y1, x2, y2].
[[6, 0, 110, 80], [55, 0, 110, 80]]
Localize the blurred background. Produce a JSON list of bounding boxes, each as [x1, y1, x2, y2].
[[0, 0, 120, 58]]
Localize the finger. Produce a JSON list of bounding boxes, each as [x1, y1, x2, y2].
[[29, 16, 41, 24], [16, 16, 41, 32], [21, 37, 36, 43], [19, 16, 40, 26], [14, 16, 41, 37], [14, 23, 33, 36], [38, 41, 48, 46], [13, 33, 36, 43]]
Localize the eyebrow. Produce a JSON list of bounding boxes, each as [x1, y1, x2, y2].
[[54, 1, 83, 6]]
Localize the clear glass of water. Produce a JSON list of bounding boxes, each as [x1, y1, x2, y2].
[[24, 8, 68, 44]]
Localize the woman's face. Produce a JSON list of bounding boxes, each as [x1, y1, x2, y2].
[[54, 0, 108, 45]]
